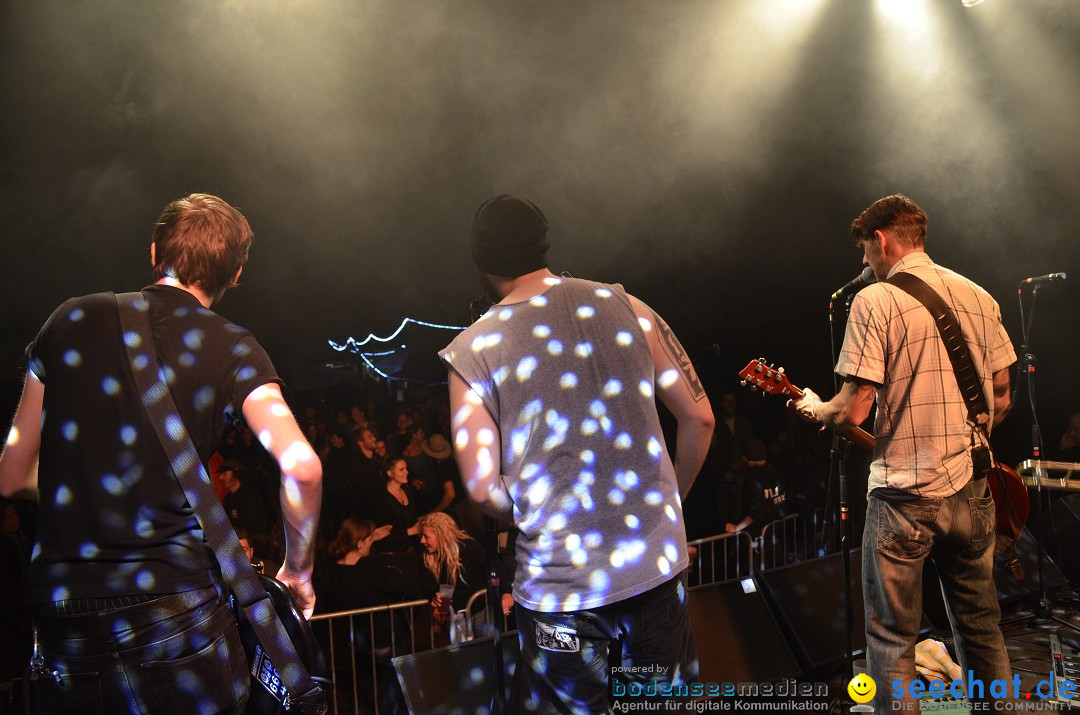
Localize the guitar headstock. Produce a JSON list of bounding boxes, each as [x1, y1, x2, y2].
[[738, 358, 802, 398]]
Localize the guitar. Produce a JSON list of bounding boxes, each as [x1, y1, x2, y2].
[[737, 358, 1030, 539], [233, 573, 332, 714]]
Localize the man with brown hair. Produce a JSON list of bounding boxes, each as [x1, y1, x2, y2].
[[792, 194, 1014, 711], [0, 193, 322, 714]]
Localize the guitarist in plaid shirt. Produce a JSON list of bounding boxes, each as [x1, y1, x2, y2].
[[792, 194, 1015, 712]]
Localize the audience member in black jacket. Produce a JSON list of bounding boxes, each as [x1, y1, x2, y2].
[[317, 517, 430, 614]]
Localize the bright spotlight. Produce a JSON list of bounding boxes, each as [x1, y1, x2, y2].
[[961, 0, 985, 6]]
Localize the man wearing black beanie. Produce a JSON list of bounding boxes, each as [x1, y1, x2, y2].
[[440, 194, 715, 712]]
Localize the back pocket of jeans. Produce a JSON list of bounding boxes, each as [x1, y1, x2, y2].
[[142, 630, 246, 715], [875, 500, 935, 560]]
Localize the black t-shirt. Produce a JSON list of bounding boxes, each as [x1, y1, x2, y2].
[[372, 485, 418, 554], [407, 453, 450, 515], [741, 464, 789, 532], [26, 285, 280, 603], [316, 554, 426, 613], [224, 481, 270, 536], [350, 453, 384, 520]]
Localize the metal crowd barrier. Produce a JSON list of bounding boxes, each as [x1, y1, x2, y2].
[[310, 598, 434, 715], [309, 589, 496, 715], [311, 513, 837, 713], [686, 531, 755, 587], [463, 587, 515, 640], [757, 508, 831, 570], [688, 509, 835, 587]]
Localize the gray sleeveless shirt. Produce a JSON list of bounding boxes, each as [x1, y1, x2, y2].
[[440, 277, 688, 612]]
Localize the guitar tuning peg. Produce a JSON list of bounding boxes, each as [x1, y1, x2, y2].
[[778, 367, 785, 374], [739, 379, 747, 387]]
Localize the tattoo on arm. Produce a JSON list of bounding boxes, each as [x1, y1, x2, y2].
[[652, 310, 706, 402]]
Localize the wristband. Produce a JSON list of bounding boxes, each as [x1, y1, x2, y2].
[[810, 402, 820, 421]]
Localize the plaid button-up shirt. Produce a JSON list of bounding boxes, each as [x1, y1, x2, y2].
[[836, 252, 1015, 497]]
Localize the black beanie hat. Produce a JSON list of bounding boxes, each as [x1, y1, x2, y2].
[[471, 194, 550, 278]]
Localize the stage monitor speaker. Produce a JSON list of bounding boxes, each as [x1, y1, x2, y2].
[[757, 550, 866, 675], [689, 577, 801, 683], [1037, 495, 1080, 587], [393, 635, 518, 714]]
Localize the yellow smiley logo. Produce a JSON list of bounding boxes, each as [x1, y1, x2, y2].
[[848, 673, 876, 704]]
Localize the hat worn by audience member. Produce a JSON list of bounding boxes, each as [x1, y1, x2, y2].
[[471, 194, 549, 278], [424, 434, 453, 460], [744, 438, 768, 463]]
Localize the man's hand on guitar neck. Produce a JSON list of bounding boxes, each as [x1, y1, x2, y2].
[[790, 387, 825, 424], [789, 377, 876, 431]]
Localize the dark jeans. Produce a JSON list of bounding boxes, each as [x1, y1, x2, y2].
[[513, 571, 697, 714], [863, 475, 1011, 712], [32, 585, 248, 714]]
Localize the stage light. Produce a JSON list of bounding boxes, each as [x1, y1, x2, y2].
[[961, 0, 985, 6]]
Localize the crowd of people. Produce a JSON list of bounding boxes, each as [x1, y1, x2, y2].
[[209, 380, 836, 623], [199, 392, 506, 630]]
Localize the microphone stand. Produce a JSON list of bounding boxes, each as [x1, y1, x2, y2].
[[484, 517, 506, 714], [826, 293, 858, 688], [1011, 283, 1076, 629]]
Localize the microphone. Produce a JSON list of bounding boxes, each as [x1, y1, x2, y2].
[[1020, 272, 1066, 286], [831, 267, 876, 300]]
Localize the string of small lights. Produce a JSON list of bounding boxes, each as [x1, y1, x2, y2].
[[329, 317, 467, 383]]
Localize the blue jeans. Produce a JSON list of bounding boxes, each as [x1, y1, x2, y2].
[[512, 571, 697, 714], [863, 475, 1011, 712], [32, 585, 248, 714]]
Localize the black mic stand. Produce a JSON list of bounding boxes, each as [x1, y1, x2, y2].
[[1010, 282, 1078, 631], [826, 293, 859, 688], [484, 517, 507, 714]]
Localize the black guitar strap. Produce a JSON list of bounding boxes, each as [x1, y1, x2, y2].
[[114, 291, 324, 711], [887, 272, 991, 432], [885, 273, 1021, 533]]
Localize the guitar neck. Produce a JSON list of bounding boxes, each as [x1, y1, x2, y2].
[[839, 424, 876, 454], [737, 359, 876, 453], [788, 381, 876, 452]]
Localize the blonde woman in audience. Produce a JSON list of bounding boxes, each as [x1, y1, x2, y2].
[[417, 512, 487, 620]]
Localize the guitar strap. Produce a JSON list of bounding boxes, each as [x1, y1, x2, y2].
[[885, 272, 1021, 533], [114, 291, 324, 710]]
